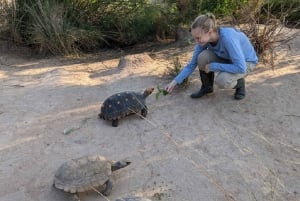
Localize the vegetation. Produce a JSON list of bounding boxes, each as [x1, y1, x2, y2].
[[166, 56, 190, 88], [232, 0, 299, 68], [155, 85, 168, 100], [0, 0, 299, 59]]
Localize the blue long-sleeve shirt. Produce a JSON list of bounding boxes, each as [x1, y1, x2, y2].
[[175, 27, 258, 84]]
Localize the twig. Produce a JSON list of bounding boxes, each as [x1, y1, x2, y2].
[[128, 108, 180, 152], [90, 187, 111, 201], [214, 109, 296, 200], [3, 84, 25, 87], [278, 142, 300, 153], [284, 114, 300, 118], [128, 108, 236, 201], [63, 117, 91, 135]]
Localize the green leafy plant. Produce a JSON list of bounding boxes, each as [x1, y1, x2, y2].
[[155, 85, 169, 100]]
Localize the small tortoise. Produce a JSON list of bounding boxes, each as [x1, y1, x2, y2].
[[115, 196, 152, 201], [53, 155, 130, 200], [99, 87, 154, 127]]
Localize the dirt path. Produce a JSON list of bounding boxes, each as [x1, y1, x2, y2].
[[0, 32, 299, 201]]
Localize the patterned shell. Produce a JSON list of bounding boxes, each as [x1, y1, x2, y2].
[[99, 89, 152, 120], [53, 155, 111, 193]]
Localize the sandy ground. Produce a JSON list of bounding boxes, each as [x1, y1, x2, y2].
[[0, 29, 299, 201]]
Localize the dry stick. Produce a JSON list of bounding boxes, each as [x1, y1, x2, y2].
[[224, 115, 300, 155], [278, 141, 300, 153], [229, 120, 273, 146], [215, 113, 290, 201], [284, 114, 300, 118], [63, 117, 92, 135], [129, 108, 236, 201], [90, 187, 111, 201]]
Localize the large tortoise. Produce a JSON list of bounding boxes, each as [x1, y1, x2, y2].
[[53, 155, 130, 200], [99, 87, 154, 127]]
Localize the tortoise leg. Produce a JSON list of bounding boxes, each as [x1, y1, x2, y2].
[[112, 119, 118, 127], [141, 107, 148, 117], [101, 179, 113, 196]]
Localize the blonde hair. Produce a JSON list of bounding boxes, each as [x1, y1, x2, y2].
[[191, 13, 218, 32]]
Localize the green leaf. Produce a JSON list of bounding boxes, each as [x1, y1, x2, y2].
[[155, 91, 160, 100], [155, 85, 168, 100]]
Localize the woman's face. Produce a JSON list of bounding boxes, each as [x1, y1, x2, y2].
[[191, 27, 211, 46]]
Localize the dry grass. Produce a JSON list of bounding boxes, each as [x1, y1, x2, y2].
[[236, 20, 298, 69], [164, 56, 190, 88], [130, 108, 237, 201], [232, 0, 299, 69]]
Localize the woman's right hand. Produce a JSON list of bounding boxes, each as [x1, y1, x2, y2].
[[165, 80, 177, 93]]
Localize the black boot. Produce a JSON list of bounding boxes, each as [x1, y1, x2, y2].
[[234, 78, 245, 100], [190, 71, 214, 99]]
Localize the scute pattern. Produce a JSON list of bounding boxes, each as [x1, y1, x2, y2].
[[99, 88, 154, 126], [100, 91, 146, 120], [53, 155, 111, 193]]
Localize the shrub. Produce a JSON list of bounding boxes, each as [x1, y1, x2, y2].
[[13, 0, 107, 55], [4, 0, 297, 56], [3, 0, 180, 54], [261, 0, 300, 27], [0, 0, 23, 43], [232, 0, 299, 68]]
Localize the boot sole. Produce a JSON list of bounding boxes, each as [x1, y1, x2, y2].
[[234, 94, 245, 100]]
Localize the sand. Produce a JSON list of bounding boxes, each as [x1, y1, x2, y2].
[[0, 29, 299, 201]]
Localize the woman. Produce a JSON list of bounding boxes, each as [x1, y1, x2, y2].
[[166, 13, 258, 100]]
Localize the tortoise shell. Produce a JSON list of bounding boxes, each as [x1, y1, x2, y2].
[[99, 88, 154, 127], [53, 155, 111, 193]]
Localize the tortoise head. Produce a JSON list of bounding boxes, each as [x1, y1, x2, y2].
[[143, 87, 154, 97], [111, 160, 131, 171]]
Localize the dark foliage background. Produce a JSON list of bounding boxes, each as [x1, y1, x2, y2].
[[0, 0, 298, 55]]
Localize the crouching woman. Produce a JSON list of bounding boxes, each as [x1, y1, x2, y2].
[[166, 13, 258, 100]]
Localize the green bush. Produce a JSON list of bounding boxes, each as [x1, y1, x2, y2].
[[4, 0, 181, 54], [200, 0, 248, 18], [261, 0, 300, 27], [10, 0, 107, 55], [99, 5, 158, 46], [3, 0, 297, 55], [98, 1, 179, 46]]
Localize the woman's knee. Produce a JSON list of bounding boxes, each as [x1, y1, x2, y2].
[[215, 75, 236, 89], [197, 50, 228, 71], [197, 50, 217, 70]]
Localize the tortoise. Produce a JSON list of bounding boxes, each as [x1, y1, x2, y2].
[[115, 196, 152, 201], [99, 87, 154, 127], [53, 155, 131, 200]]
